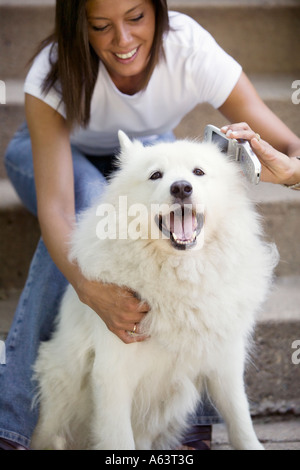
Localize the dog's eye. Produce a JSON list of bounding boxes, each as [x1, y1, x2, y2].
[[149, 171, 163, 181], [193, 168, 205, 176]]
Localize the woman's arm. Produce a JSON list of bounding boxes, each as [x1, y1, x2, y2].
[[26, 94, 78, 284], [218, 72, 300, 185], [25, 94, 149, 343]]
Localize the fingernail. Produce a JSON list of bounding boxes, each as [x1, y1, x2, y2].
[[221, 126, 228, 131], [226, 130, 233, 137]]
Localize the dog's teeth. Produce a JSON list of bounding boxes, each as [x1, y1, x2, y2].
[[171, 229, 198, 248]]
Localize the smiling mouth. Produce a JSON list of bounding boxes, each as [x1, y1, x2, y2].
[[114, 47, 138, 60], [155, 206, 204, 251]]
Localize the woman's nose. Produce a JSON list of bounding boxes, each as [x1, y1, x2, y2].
[[114, 23, 132, 48]]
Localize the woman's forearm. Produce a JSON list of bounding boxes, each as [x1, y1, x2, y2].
[[38, 205, 85, 292]]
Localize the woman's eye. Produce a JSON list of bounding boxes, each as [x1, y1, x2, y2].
[[149, 171, 163, 181], [91, 13, 143, 32], [130, 13, 144, 22], [91, 25, 109, 32], [193, 168, 205, 176]]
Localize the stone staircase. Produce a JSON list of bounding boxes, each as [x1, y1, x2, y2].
[[0, 0, 300, 418]]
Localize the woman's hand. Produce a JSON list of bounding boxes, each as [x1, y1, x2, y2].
[[75, 276, 150, 344], [221, 123, 300, 185]]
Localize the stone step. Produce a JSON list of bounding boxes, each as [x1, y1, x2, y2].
[[172, 0, 300, 75], [212, 418, 300, 450], [1, 275, 299, 417], [249, 183, 300, 278], [246, 275, 300, 418], [1, 75, 299, 178], [1, 0, 299, 80], [0, 180, 40, 290]]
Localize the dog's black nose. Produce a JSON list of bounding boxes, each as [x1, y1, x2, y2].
[[170, 180, 193, 199]]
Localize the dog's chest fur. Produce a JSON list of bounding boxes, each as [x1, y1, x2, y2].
[[79, 234, 254, 374]]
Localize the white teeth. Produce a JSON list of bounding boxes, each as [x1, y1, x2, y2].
[[172, 231, 197, 245], [115, 48, 138, 60]]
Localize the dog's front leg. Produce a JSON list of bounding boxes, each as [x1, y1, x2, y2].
[[206, 347, 264, 450], [90, 356, 135, 450]]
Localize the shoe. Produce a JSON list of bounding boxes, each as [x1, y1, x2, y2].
[[0, 438, 28, 450], [181, 425, 212, 450]]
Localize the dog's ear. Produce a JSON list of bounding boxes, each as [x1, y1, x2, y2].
[[118, 130, 133, 152]]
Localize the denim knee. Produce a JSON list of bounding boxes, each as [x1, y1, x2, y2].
[[4, 123, 37, 216], [4, 124, 108, 217]]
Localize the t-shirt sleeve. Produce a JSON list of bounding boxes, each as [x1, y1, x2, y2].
[[179, 15, 242, 109], [24, 44, 66, 117]]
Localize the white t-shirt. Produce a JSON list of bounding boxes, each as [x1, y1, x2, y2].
[[24, 11, 242, 156]]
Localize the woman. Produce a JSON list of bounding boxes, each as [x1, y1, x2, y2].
[[0, 0, 299, 451]]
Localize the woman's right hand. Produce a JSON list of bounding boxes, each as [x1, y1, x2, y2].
[[75, 277, 150, 344]]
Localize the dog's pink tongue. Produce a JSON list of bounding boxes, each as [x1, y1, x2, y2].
[[170, 211, 195, 241]]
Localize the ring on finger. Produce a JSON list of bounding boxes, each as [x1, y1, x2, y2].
[[127, 323, 138, 336], [255, 133, 261, 141]]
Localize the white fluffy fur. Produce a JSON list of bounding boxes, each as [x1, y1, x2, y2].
[[31, 133, 278, 450]]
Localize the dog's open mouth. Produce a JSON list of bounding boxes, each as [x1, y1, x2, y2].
[[155, 206, 204, 250]]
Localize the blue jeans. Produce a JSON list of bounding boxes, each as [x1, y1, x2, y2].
[[0, 124, 219, 449]]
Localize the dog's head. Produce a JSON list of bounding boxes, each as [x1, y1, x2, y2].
[[102, 131, 246, 252]]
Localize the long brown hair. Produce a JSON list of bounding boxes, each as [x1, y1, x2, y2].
[[31, 0, 170, 129]]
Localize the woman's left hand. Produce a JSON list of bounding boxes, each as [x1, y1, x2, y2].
[[221, 122, 299, 185]]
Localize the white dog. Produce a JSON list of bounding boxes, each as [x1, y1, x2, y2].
[[31, 132, 278, 450]]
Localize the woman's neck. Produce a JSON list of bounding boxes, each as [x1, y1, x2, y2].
[[111, 73, 145, 95]]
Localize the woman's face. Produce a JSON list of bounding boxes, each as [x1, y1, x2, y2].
[[86, 0, 156, 89]]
